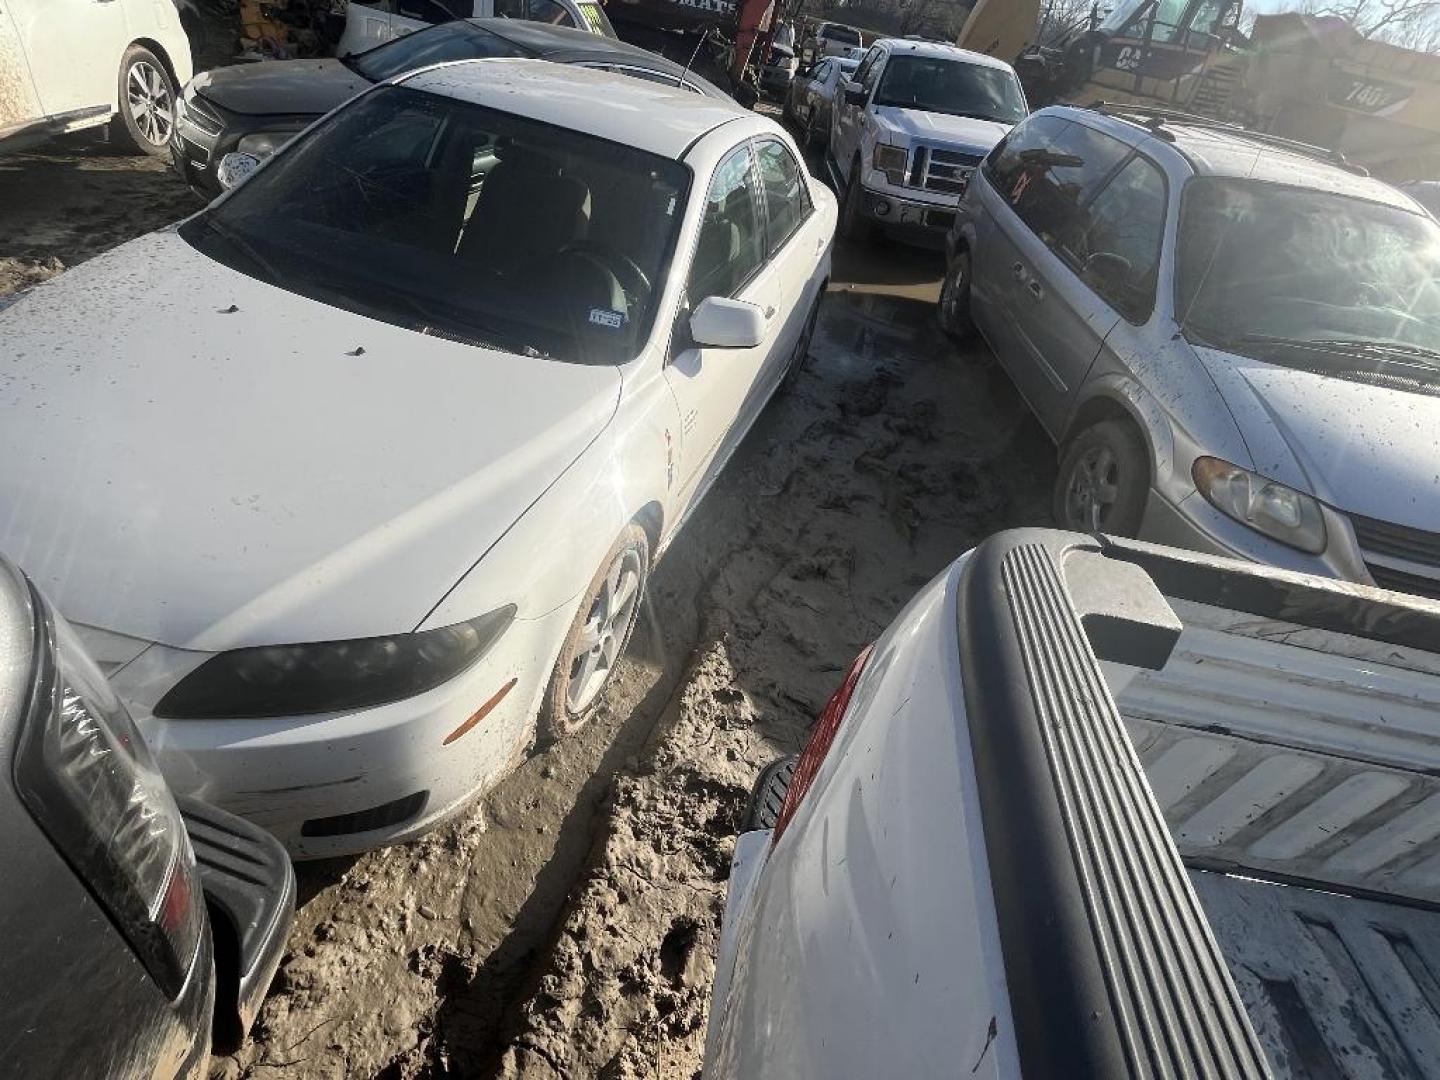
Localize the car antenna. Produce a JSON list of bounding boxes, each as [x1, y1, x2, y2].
[[679, 26, 713, 90]]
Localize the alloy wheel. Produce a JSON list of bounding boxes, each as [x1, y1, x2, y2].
[[565, 547, 643, 714], [126, 60, 174, 147]]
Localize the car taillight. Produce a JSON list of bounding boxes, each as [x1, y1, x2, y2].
[[13, 601, 204, 999], [772, 645, 872, 844]]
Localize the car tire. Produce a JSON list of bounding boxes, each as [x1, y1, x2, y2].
[[938, 247, 977, 341], [743, 755, 797, 831], [112, 45, 177, 157], [779, 292, 822, 393], [839, 159, 872, 243], [1053, 420, 1150, 537], [538, 524, 649, 745]]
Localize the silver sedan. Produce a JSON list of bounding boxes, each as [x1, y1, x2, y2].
[[782, 55, 858, 148]]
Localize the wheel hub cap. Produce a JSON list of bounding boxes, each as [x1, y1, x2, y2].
[[1065, 446, 1121, 532]]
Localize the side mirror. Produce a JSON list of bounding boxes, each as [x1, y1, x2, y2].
[[216, 151, 262, 191], [842, 80, 866, 106], [689, 296, 767, 349]]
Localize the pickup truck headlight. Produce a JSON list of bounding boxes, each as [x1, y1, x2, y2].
[[1193, 457, 1327, 554], [153, 607, 515, 719], [13, 580, 204, 999], [872, 143, 908, 186]]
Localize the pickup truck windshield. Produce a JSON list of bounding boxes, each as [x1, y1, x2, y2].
[[347, 22, 526, 82], [1178, 178, 1440, 379], [873, 56, 1027, 123], [180, 85, 689, 366]]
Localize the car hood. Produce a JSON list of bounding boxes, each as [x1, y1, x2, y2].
[[0, 230, 621, 651], [193, 59, 368, 117], [1194, 346, 1440, 530], [872, 106, 1010, 149]]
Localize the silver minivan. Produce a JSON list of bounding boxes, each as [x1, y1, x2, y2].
[[943, 104, 1440, 599]]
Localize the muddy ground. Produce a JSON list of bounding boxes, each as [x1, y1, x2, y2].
[[0, 132, 1053, 1079]]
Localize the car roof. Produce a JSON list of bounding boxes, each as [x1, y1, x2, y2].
[[467, 18, 724, 94], [871, 37, 1017, 71], [1052, 105, 1421, 212], [398, 59, 748, 159]]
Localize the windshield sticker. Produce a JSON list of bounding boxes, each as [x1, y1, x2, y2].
[[589, 308, 626, 330]]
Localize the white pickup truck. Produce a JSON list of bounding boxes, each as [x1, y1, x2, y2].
[[827, 38, 1027, 243], [707, 528, 1440, 1078]]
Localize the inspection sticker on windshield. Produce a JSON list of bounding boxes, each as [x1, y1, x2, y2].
[[589, 308, 626, 330]]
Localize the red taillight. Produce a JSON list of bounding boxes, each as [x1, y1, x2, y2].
[[772, 645, 872, 844]]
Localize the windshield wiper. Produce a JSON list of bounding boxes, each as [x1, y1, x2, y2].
[[204, 215, 283, 284], [1239, 333, 1440, 380]]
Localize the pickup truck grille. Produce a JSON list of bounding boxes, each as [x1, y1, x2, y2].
[[1351, 512, 1440, 599], [909, 146, 984, 195]]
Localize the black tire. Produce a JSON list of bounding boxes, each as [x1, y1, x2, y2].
[[743, 756, 797, 831], [838, 159, 872, 243], [938, 247, 976, 341], [1053, 419, 1150, 537], [779, 292, 822, 392], [539, 524, 649, 745], [112, 45, 177, 157]]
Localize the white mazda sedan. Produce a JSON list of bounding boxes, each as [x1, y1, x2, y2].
[[0, 60, 835, 857]]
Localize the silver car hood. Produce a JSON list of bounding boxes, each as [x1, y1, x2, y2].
[[1196, 346, 1440, 530]]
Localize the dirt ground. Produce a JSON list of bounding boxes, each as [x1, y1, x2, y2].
[[0, 133, 1053, 1079]]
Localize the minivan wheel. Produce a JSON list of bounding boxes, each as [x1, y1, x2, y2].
[[839, 160, 873, 243], [1054, 420, 1149, 536], [113, 45, 176, 156], [539, 525, 649, 744], [938, 248, 976, 341]]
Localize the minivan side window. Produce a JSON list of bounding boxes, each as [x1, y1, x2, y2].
[[1066, 155, 1168, 322], [689, 146, 766, 303], [1006, 121, 1132, 248], [981, 114, 1071, 200]]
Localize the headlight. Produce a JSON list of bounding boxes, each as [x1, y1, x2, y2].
[[236, 129, 301, 157], [872, 143, 908, 186], [154, 606, 516, 719], [13, 588, 203, 999], [1192, 457, 1327, 554]]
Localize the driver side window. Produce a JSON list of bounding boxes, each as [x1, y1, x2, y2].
[[688, 146, 765, 304], [527, 0, 578, 26], [852, 46, 882, 89], [860, 50, 885, 94]]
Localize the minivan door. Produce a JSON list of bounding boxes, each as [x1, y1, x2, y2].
[[975, 117, 1136, 435]]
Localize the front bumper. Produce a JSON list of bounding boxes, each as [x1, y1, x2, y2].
[[179, 795, 295, 1054], [118, 602, 573, 858], [855, 183, 958, 241]]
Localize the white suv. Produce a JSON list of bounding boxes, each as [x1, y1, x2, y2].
[[828, 38, 1026, 243]]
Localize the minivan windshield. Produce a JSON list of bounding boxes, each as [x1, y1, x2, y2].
[[1177, 178, 1440, 377], [873, 56, 1027, 124], [346, 21, 526, 82], [181, 85, 689, 365]]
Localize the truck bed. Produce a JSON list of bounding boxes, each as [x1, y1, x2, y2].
[[954, 530, 1440, 1079]]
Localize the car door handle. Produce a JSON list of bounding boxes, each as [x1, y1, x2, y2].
[[1011, 261, 1028, 282], [764, 305, 777, 320], [1027, 280, 1045, 301]]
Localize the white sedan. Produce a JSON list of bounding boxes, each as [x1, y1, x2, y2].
[[0, 60, 836, 856]]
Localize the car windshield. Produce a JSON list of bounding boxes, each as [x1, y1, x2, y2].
[[1177, 178, 1440, 376], [180, 85, 689, 366], [347, 21, 527, 82], [873, 56, 1027, 123]]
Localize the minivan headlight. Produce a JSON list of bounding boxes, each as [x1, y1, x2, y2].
[[154, 606, 515, 719], [872, 143, 907, 186], [1193, 457, 1327, 554], [14, 601, 203, 999]]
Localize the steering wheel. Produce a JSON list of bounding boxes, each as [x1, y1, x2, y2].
[[558, 241, 652, 305]]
